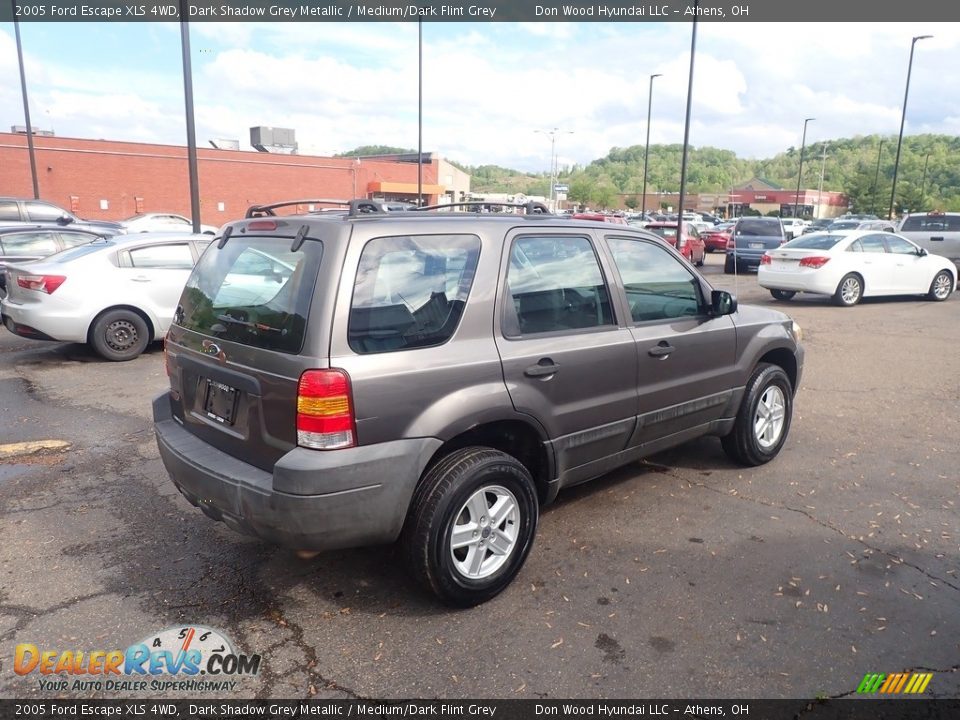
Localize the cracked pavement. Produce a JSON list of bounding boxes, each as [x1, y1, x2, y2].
[[0, 254, 957, 700]]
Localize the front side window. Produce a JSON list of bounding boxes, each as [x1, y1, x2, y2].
[[608, 238, 702, 322], [0, 231, 58, 256], [505, 235, 613, 336], [884, 235, 918, 255], [349, 234, 481, 354], [59, 231, 101, 249], [128, 243, 194, 269]]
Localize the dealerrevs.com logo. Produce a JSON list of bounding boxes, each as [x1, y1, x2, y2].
[[14, 625, 261, 693]]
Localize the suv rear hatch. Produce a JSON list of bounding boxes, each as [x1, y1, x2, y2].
[[732, 219, 785, 255], [164, 222, 333, 472]]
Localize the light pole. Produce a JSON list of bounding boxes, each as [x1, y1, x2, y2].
[[641, 73, 662, 216], [871, 138, 885, 215], [535, 128, 573, 210], [179, 0, 201, 232], [792, 117, 815, 220], [417, 20, 423, 206], [816, 144, 828, 219], [676, 6, 698, 240], [13, 0, 39, 199], [889, 34, 932, 220]]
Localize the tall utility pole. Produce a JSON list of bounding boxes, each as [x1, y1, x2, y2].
[[889, 34, 932, 220], [792, 117, 815, 219], [13, 1, 40, 199], [417, 20, 423, 206], [179, 2, 201, 232], [816, 145, 828, 219], [676, 6, 698, 240], [535, 128, 573, 210], [641, 73, 662, 216], [872, 138, 885, 215]]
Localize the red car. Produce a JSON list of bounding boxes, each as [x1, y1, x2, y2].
[[643, 221, 706, 266], [700, 222, 735, 253]]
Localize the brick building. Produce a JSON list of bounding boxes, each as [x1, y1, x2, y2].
[[0, 132, 456, 224]]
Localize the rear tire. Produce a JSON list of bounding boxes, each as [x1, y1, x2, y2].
[[722, 363, 793, 466], [770, 289, 796, 301], [90, 309, 150, 361], [833, 273, 863, 307], [724, 255, 736, 274], [928, 270, 953, 301], [402, 447, 539, 607]]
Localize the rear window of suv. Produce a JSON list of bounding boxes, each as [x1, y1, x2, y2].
[[900, 214, 960, 232], [175, 237, 322, 354], [348, 234, 481, 354], [736, 219, 783, 236]]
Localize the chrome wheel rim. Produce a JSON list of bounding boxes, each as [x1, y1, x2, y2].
[[933, 273, 951, 299], [754, 385, 786, 450], [449, 485, 519, 579], [841, 277, 861, 305], [105, 320, 139, 352]]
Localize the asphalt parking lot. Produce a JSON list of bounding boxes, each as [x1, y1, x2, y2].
[[1, 251, 958, 700]]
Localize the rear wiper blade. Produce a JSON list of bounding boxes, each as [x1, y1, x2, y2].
[[215, 314, 283, 333]]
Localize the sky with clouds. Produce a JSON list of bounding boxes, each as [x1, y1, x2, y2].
[[1, 21, 958, 173]]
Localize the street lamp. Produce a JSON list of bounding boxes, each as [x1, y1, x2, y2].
[[641, 73, 662, 216], [792, 117, 815, 220], [889, 34, 932, 220], [535, 128, 573, 210], [13, 0, 40, 199]]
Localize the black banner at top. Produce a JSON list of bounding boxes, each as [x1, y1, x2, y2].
[[1, 0, 959, 23]]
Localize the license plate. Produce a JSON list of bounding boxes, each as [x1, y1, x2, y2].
[[749, 242, 764, 249], [204, 380, 238, 425]]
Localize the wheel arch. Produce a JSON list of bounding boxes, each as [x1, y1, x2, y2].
[[421, 418, 555, 505], [86, 304, 158, 345], [757, 347, 798, 392]]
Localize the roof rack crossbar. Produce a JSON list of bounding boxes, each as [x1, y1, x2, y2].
[[412, 201, 553, 215], [245, 199, 352, 218]]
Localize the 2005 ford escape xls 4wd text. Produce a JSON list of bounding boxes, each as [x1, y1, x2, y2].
[[154, 200, 804, 606]]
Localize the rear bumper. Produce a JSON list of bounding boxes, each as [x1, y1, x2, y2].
[[153, 392, 441, 551], [0, 298, 89, 343], [758, 269, 839, 296]]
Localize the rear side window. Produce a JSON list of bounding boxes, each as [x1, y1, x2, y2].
[[0, 201, 19, 221], [128, 243, 194, 269], [0, 231, 58, 256], [176, 237, 322, 354], [504, 235, 613, 336], [349, 234, 480, 354]]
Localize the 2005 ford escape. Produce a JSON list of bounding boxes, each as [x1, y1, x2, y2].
[[154, 200, 804, 606]]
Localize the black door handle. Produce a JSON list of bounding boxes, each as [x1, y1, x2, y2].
[[524, 359, 560, 377], [648, 342, 675, 358]]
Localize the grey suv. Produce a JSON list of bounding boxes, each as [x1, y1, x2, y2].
[[154, 200, 804, 606], [725, 217, 786, 273]]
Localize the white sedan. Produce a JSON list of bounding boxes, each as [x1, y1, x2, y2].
[[758, 230, 956, 307], [122, 213, 219, 235], [1, 233, 211, 360]]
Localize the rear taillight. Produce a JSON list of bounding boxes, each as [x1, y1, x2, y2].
[[16, 274, 66, 294], [760, 254, 772, 265], [799, 256, 831, 269], [297, 369, 356, 450]]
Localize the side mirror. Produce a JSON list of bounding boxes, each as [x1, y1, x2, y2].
[[711, 290, 737, 316], [917, 247, 928, 257], [57, 214, 73, 225]]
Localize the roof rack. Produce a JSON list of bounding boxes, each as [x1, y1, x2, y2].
[[413, 201, 553, 215], [245, 198, 412, 219]]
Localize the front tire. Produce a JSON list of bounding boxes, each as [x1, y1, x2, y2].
[[833, 273, 863, 307], [928, 270, 953, 301], [402, 447, 539, 607], [770, 289, 796, 301], [90, 309, 150, 361], [722, 363, 793, 466]]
